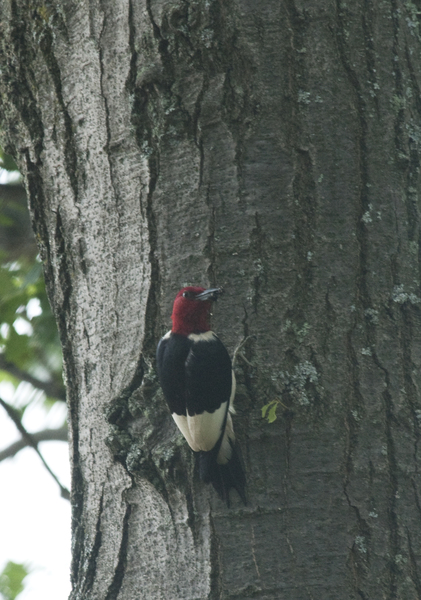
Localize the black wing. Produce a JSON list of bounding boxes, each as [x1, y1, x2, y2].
[[156, 333, 192, 415], [185, 333, 232, 416]]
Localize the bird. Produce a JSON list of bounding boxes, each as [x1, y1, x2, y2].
[[156, 286, 246, 505]]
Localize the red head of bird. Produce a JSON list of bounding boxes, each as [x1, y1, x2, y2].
[[171, 286, 224, 336]]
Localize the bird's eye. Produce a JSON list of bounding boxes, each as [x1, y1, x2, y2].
[[183, 291, 194, 298]]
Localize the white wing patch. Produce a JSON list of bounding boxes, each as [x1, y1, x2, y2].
[[171, 413, 196, 450], [171, 370, 237, 465], [172, 402, 227, 452], [189, 401, 228, 451], [217, 370, 236, 464]]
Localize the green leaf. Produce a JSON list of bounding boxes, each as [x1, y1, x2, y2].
[[261, 400, 276, 419], [0, 561, 29, 600], [261, 402, 271, 418], [262, 399, 281, 423], [267, 403, 278, 423]]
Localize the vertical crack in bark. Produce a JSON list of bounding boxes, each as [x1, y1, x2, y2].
[[283, 0, 300, 143], [126, 0, 163, 375], [208, 512, 222, 600], [239, 303, 256, 406], [54, 208, 76, 366], [403, 39, 421, 248], [399, 304, 421, 557], [205, 204, 217, 285], [221, 45, 255, 210], [193, 75, 209, 189], [390, 0, 406, 161], [361, 0, 379, 115], [333, 0, 370, 314], [8, 4, 48, 252], [185, 488, 200, 547], [322, 284, 336, 358], [79, 489, 104, 597], [390, 11, 420, 252], [98, 5, 114, 189], [8, 1, 44, 158], [391, 0, 421, 278], [126, 0, 164, 360], [403, 40, 421, 286], [411, 476, 421, 520], [407, 529, 421, 599], [333, 11, 379, 596], [374, 272, 421, 597], [37, 23, 80, 205], [146, 0, 173, 82], [284, 1, 317, 343], [370, 341, 401, 600], [126, 0, 137, 92], [291, 149, 317, 306], [249, 212, 265, 314], [105, 500, 132, 600], [53, 208, 85, 590], [143, 150, 162, 355], [69, 421, 84, 589], [98, 4, 116, 191], [343, 331, 371, 596], [22, 149, 52, 287], [382, 383, 399, 599], [282, 408, 297, 585]]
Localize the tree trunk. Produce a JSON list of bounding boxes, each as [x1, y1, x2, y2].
[[1, 0, 421, 598]]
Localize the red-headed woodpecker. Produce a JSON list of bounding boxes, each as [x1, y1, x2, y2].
[[156, 286, 246, 505]]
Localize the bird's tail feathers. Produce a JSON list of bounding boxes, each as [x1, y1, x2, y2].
[[196, 443, 246, 507]]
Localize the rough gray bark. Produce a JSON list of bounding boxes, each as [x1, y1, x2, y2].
[[1, 0, 421, 598], [0, 183, 36, 260]]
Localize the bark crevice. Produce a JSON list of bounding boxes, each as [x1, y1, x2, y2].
[[104, 501, 132, 600], [79, 489, 105, 598]]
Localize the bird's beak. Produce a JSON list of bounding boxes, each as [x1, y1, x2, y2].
[[195, 287, 224, 301]]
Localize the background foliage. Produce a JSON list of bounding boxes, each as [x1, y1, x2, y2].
[[0, 148, 64, 404], [0, 561, 28, 600], [0, 147, 66, 598]]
